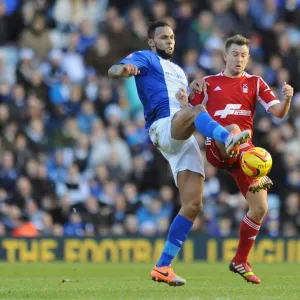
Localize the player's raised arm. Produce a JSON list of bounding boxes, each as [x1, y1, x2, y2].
[[256, 77, 294, 119], [108, 51, 150, 79], [108, 63, 140, 78], [268, 82, 294, 118]]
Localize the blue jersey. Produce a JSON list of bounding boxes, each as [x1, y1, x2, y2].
[[120, 50, 188, 130]]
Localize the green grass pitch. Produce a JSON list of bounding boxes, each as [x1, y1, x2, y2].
[[0, 262, 299, 299]]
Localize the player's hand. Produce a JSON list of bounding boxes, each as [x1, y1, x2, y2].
[[120, 64, 140, 77], [190, 78, 210, 94], [282, 82, 294, 100], [176, 88, 189, 108]]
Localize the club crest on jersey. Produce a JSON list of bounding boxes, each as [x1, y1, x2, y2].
[[242, 84, 248, 93]]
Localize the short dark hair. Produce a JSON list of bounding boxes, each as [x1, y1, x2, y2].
[[225, 34, 250, 51], [147, 21, 170, 39]]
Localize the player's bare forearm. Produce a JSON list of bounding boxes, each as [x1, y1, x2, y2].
[[280, 97, 292, 117], [269, 97, 292, 118], [268, 83, 293, 118], [108, 64, 126, 78], [108, 63, 140, 78], [176, 88, 189, 108]]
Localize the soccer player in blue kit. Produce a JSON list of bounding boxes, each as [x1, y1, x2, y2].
[[108, 21, 251, 286]]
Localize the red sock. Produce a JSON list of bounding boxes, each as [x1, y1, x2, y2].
[[233, 215, 261, 263]]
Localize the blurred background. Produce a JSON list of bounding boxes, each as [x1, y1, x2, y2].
[[0, 0, 299, 239]]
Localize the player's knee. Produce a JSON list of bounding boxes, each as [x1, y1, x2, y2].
[[191, 201, 203, 216], [252, 202, 268, 220], [176, 105, 206, 124], [226, 124, 241, 132], [192, 104, 206, 115], [183, 199, 203, 219]]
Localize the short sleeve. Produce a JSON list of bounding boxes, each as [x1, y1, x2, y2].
[[257, 77, 280, 111], [120, 51, 150, 75]]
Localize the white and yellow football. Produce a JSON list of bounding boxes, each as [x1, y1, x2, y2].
[[241, 147, 273, 178]]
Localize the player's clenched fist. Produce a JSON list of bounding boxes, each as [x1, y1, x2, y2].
[[175, 88, 189, 108], [282, 82, 294, 100], [108, 63, 140, 78], [190, 78, 210, 93], [189, 78, 210, 100], [120, 64, 140, 77]]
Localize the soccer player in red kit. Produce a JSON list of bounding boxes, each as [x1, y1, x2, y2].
[[177, 34, 294, 284]]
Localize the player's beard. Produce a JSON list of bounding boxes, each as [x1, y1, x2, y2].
[[155, 46, 174, 60]]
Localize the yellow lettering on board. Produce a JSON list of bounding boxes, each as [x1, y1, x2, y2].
[[297, 241, 300, 262], [79, 239, 99, 263], [275, 239, 284, 263], [287, 240, 295, 262], [64, 239, 80, 262], [133, 239, 151, 263], [19, 240, 38, 262], [255, 239, 274, 263], [118, 240, 133, 263], [222, 239, 238, 261], [183, 240, 194, 263], [99, 239, 118, 263], [152, 239, 165, 263], [207, 239, 217, 262], [2, 240, 19, 263], [40, 239, 58, 262]]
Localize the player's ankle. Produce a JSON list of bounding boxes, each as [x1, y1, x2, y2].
[[156, 263, 170, 268], [232, 257, 247, 263]]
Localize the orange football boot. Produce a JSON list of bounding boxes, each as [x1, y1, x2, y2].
[[249, 176, 273, 193], [150, 265, 186, 287]]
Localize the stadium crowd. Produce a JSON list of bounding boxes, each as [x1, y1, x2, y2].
[[0, 0, 299, 238]]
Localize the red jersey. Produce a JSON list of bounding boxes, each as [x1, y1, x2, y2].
[[190, 72, 280, 132]]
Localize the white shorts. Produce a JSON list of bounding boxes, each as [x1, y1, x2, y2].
[[149, 115, 205, 186]]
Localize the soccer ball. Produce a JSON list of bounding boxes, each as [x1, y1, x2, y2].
[[241, 147, 273, 178]]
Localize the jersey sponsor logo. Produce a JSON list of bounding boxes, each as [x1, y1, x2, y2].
[[214, 104, 251, 119], [242, 84, 248, 93], [214, 86, 222, 91], [165, 71, 184, 79]]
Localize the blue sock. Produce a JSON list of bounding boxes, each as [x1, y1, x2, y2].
[[194, 111, 230, 144], [156, 214, 193, 267]]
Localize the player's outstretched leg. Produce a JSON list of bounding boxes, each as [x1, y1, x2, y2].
[[193, 111, 251, 157]]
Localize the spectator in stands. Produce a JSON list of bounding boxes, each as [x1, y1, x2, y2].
[[0, 151, 18, 193], [84, 34, 120, 76], [19, 12, 52, 61], [56, 163, 90, 211], [231, 0, 255, 37]]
